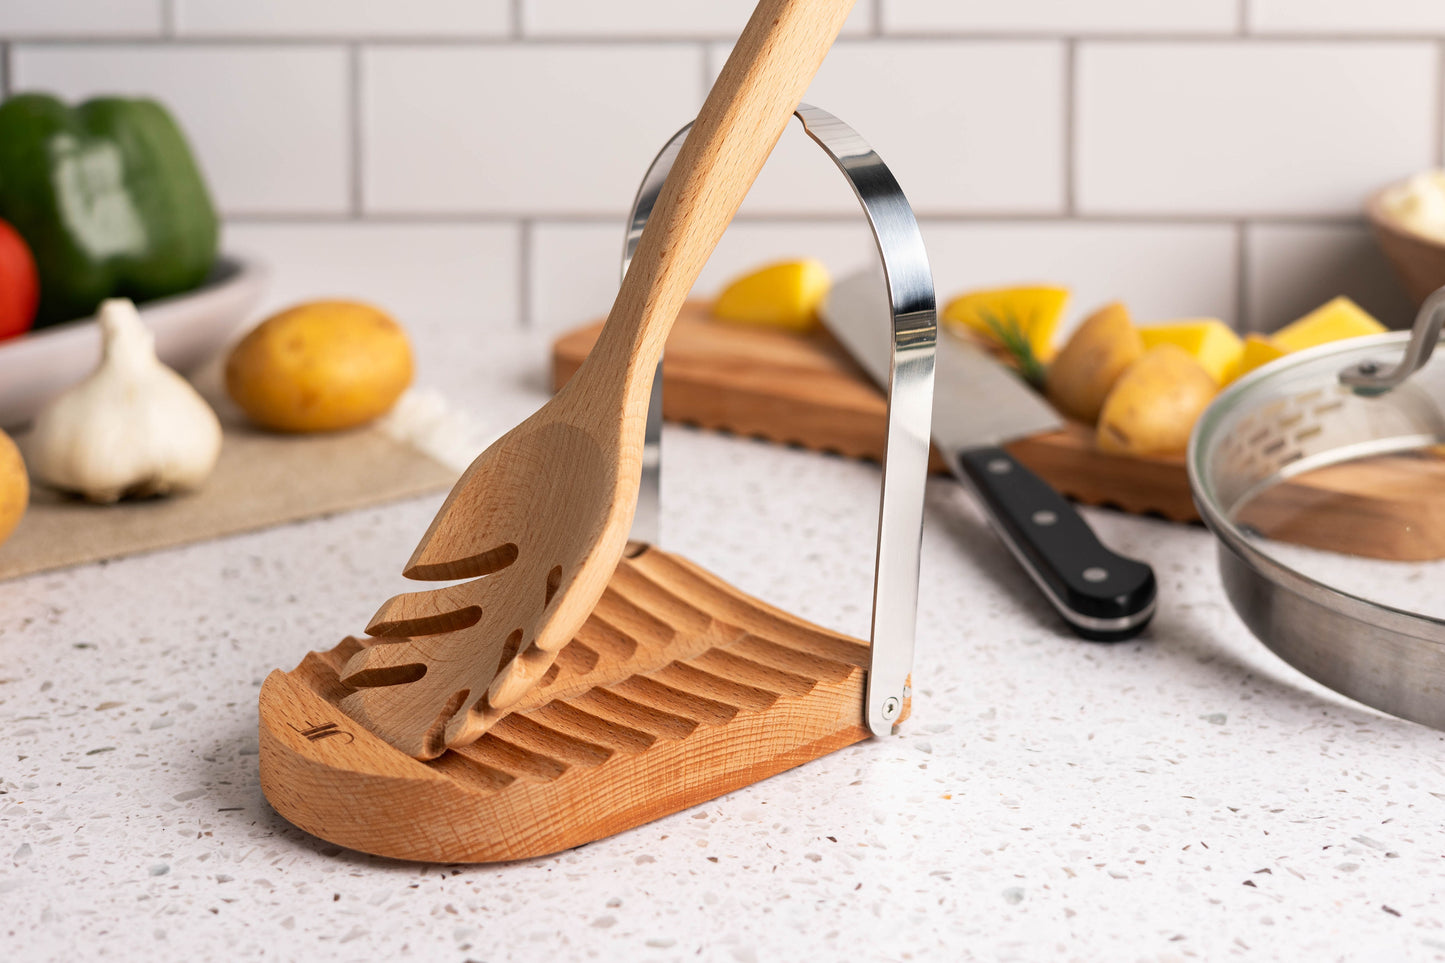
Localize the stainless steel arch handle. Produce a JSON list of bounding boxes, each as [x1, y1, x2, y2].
[[624, 103, 937, 737]]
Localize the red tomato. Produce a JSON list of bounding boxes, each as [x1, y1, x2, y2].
[[0, 218, 40, 341]]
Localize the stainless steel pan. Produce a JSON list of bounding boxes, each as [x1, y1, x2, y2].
[[1187, 291, 1445, 728]]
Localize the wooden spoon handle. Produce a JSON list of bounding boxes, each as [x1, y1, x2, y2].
[[581, 0, 856, 399]]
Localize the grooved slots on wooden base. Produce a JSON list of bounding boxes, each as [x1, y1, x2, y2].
[[259, 546, 887, 863]]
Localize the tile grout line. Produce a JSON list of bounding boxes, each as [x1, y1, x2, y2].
[[872, 0, 884, 37], [1436, 41, 1445, 168], [1237, 0, 1249, 36], [1235, 221, 1252, 332], [1063, 38, 1076, 216], [0, 43, 8, 99], [161, 0, 176, 38], [511, 0, 524, 40], [349, 44, 363, 218], [6, 32, 1445, 46], [699, 42, 712, 100], [217, 210, 1374, 228], [518, 219, 533, 330]]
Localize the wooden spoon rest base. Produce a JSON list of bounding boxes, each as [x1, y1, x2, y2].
[[259, 545, 886, 863]]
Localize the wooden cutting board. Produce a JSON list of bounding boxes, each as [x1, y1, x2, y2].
[[553, 302, 1197, 520], [552, 303, 1445, 562]]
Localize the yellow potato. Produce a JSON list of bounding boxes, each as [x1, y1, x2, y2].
[[226, 300, 413, 433], [1097, 345, 1217, 456], [0, 428, 27, 547], [1044, 302, 1143, 424]]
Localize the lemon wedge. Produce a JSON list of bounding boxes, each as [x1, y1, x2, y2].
[[712, 259, 831, 332]]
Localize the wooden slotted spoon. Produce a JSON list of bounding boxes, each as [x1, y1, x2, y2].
[[335, 0, 858, 759]]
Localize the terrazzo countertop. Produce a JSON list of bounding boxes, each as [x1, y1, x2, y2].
[[4, 328, 1445, 963]]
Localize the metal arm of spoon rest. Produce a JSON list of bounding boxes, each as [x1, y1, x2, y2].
[[623, 103, 937, 738]]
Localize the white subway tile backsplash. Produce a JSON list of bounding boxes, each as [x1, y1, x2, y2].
[[362, 46, 702, 215], [1251, 0, 1445, 34], [693, 222, 878, 293], [222, 222, 520, 385], [525, 0, 871, 38], [529, 219, 878, 332], [884, 0, 1237, 35], [528, 223, 619, 332], [175, 0, 510, 38], [1245, 222, 1414, 332], [0, 0, 161, 38], [11, 45, 350, 215], [1076, 42, 1437, 216], [8, 6, 1430, 359], [920, 221, 1239, 332], [709, 41, 1065, 216]]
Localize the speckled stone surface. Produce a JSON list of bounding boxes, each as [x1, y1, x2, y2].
[[4, 330, 1445, 962]]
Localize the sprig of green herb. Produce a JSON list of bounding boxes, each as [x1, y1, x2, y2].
[[977, 308, 1047, 390]]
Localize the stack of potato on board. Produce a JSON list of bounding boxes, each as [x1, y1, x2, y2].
[[943, 289, 1386, 456]]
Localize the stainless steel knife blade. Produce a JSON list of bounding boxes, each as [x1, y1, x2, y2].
[[823, 271, 1062, 451], [821, 269, 1157, 641]]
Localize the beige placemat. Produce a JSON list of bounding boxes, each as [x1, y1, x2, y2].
[[0, 423, 459, 581]]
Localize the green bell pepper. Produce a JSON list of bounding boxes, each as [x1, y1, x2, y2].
[[0, 93, 219, 329]]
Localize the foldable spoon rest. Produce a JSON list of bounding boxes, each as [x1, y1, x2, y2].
[[258, 104, 937, 863]]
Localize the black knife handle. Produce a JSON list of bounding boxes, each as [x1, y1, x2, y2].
[[954, 446, 1156, 642]]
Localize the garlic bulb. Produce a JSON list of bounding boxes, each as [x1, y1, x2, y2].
[[26, 298, 223, 503]]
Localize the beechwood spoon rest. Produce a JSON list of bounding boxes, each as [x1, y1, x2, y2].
[[259, 0, 945, 862]]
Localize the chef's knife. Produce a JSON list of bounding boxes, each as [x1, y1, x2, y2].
[[822, 271, 1156, 641]]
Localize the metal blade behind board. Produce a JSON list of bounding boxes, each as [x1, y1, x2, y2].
[[823, 271, 1061, 451]]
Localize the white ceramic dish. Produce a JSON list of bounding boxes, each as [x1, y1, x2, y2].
[[0, 256, 267, 429]]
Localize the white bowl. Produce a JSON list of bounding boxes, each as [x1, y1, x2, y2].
[[0, 256, 268, 429]]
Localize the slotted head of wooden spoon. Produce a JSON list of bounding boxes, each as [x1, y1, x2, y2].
[[335, 0, 858, 760], [338, 410, 625, 758]]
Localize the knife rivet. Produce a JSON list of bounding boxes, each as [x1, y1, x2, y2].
[[987, 458, 1012, 475], [1032, 510, 1057, 526], [1082, 566, 1109, 583], [881, 697, 900, 719]]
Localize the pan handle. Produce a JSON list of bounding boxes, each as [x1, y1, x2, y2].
[[1339, 285, 1445, 393]]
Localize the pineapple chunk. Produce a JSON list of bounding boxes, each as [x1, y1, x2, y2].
[[1225, 334, 1287, 384], [1270, 296, 1386, 353], [1138, 319, 1243, 384], [940, 286, 1069, 363], [712, 259, 831, 332]]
